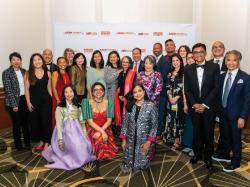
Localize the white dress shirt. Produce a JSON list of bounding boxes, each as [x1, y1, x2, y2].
[[156, 54, 163, 64], [196, 61, 205, 95], [213, 57, 224, 70], [15, 69, 24, 96]]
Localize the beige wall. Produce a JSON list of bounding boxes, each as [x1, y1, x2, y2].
[[1, 0, 250, 85]]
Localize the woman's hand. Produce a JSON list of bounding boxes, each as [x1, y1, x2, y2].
[[119, 96, 125, 101], [141, 141, 151, 155], [102, 131, 108, 141], [121, 139, 127, 151], [27, 102, 34, 112], [93, 132, 101, 139], [183, 103, 188, 114], [59, 143, 65, 151], [56, 100, 60, 105]]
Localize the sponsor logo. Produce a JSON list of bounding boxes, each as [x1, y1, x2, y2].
[[153, 32, 163, 36], [84, 48, 94, 53], [86, 32, 97, 35], [116, 32, 136, 35], [169, 32, 187, 36], [101, 31, 111, 36], [138, 32, 149, 36]]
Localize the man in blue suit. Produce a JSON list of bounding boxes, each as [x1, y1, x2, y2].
[[131, 47, 144, 73], [153, 43, 171, 139], [212, 50, 250, 172]]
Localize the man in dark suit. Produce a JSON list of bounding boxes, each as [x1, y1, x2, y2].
[[184, 43, 220, 170], [208, 41, 227, 73], [153, 42, 171, 139], [131, 47, 144, 73], [212, 50, 250, 172], [2, 52, 30, 150], [43, 48, 58, 72]]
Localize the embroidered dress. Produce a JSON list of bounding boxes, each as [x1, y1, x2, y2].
[[136, 71, 163, 106], [42, 104, 95, 170], [82, 98, 118, 160]]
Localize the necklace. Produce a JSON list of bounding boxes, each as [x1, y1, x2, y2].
[[94, 97, 103, 103]]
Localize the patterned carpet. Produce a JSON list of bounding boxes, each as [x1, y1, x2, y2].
[[0, 128, 250, 187]]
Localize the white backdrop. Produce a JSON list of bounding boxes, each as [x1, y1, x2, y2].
[[54, 23, 196, 65]]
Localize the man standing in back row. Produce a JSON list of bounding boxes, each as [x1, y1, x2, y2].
[[184, 43, 220, 170]]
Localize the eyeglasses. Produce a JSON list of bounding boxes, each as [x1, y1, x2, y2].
[[193, 51, 205, 55], [93, 88, 104, 92]]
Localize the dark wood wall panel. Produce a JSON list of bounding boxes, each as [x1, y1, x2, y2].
[[0, 88, 12, 129]]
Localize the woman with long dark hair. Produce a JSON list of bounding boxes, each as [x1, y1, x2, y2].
[[24, 53, 52, 151], [69, 52, 87, 103], [163, 53, 185, 149], [120, 83, 158, 172], [52, 57, 70, 128], [87, 50, 106, 98], [42, 84, 96, 170]]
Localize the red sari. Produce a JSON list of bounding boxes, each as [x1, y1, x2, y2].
[[87, 111, 118, 160], [52, 73, 70, 128]]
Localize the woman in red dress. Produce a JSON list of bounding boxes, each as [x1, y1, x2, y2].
[[82, 82, 118, 160], [52, 57, 70, 128]]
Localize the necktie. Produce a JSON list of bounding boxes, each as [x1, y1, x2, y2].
[[222, 72, 232, 107], [134, 61, 138, 72]]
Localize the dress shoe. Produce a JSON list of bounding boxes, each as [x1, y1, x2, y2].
[[211, 153, 231, 163], [205, 159, 213, 170], [223, 164, 240, 173], [190, 156, 202, 164]]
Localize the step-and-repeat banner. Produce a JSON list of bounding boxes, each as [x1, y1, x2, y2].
[[54, 23, 196, 65]]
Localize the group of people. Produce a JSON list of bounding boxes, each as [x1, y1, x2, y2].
[[2, 39, 250, 173]]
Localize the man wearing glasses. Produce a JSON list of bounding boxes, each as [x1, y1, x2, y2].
[[184, 43, 220, 170]]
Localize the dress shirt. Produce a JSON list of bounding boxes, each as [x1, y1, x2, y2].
[[15, 69, 24, 96]]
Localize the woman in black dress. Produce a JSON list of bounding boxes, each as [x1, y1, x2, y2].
[[24, 53, 52, 151]]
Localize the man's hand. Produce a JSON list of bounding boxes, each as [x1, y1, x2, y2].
[[237, 118, 245, 129]]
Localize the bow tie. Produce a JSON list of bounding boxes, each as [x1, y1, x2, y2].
[[196, 64, 205, 68]]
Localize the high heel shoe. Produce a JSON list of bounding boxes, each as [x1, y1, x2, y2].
[[35, 144, 44, 151]]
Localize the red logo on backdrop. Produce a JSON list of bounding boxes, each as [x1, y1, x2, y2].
[[116, 32, 136, 35], [100, 49, 116, 52], [101, 31, 111, 36], [153, 32, 163, 36], [121, 49, 132, 52], [138, 32, 149, 36], [169, 32, 187, 36], [141, 49, 146, 53], [84, 48, 93, 53], [64, 31, 84, 35], [86, 32, 97, 35]]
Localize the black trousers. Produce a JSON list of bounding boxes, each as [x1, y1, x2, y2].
[[190, 110, 215, 160], [7, 95, 30, 148], [219, 116, 241, 167], [29, 98, 52, 143]]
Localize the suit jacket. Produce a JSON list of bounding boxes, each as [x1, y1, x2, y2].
[[208, 58, 227, 73], [131, 60, 144, 72], [218, 70, 250, 120], [46, 62, 58, 72], [156, 55, 171, 96], [2, 66, 26, 108], [184, 61, 220, 111]]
